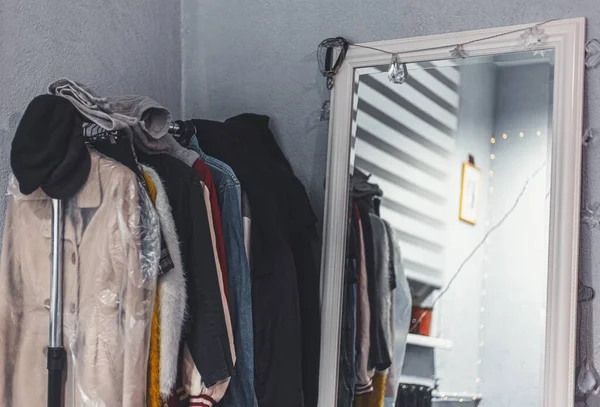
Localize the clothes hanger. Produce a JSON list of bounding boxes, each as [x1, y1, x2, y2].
[[169, 120, 197, 148]]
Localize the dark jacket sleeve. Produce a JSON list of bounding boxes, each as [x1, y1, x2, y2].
[[184, 176, 235, 386], [137, 152, 234, 387]]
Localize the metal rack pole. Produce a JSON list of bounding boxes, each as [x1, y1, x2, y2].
[[48, 199, 66, 407]]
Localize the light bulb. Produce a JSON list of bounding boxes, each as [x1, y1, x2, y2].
[[537, 130, 542, 136], [519, 132, 524, 137], [477, 359, 482, 364], [473, 396, 478, 401], [489, 170, 494, 176], [502, 133, 508, 139], [490, 137, 496, 144], [459, 398, 464, 402], [490, 154, 495, 160]]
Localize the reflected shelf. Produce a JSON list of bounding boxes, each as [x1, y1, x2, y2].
[[398, 375, 436, 387], [407, 334, 453, 350]]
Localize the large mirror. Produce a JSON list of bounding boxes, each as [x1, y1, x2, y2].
[[319, 19, 585, 407]]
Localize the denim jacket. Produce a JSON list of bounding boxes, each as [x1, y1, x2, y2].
[[190, 136, 258, 407]]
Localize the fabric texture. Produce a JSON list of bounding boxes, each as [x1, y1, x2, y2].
[[192, 159, 229, 301], [242, 191, 252, 265], [48, 78, 199, 164], [190, 136, 258, 407], [143, 166, 189, 399], [355, 372, 387, 407], [368, 214, 393, 372], [144, 172, 162, 407], [354, 205, 374, 395], [136, 150, 234, 388], [201, 183, 236, 367], [176, 183, 235, 407], [0, 150, 159, 406], [49, 78, 170, 139], [382, 222, 412, 397], [193, 115, 320, 407], [11, 94, 90, 199]]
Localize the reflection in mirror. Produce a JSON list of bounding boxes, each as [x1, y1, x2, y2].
[[343, 50, 554, 407]]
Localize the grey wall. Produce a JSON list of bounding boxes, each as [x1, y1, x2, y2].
[[479, 63, 553, 407], [0, 0, 182, 229], [182, 4, 600, 406], [436, 62, 496, 395]]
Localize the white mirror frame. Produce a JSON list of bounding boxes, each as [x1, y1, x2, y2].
[[318, 18, 585, 407]]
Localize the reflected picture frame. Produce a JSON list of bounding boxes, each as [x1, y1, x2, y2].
[[459, 162, 481, 225], [318, 18, 585, 407]]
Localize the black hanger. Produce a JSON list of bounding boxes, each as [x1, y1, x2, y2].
[[82, 122, 121, 144], [171, 120, 197, 148]]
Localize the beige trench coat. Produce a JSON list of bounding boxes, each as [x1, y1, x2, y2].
[[0, 150, 156, 407]]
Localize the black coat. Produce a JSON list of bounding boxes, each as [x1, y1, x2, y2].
[[192, 115, 321, 407], [136, 150, 235, 387]]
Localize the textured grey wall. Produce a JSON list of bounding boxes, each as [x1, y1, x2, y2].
[[480, 63, 553, 407], [0, 0, 182, 230], [182, 2, 600, 405], [183, 0, 600, 406], [436, 62, 495, 396]]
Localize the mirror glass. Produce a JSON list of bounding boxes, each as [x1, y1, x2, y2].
[[342, 50, 555, 407]]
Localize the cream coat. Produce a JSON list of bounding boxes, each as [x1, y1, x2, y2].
[[0, 150, 157, 407]]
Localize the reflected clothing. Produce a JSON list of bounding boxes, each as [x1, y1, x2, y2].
[[368, 214, 393, 372], [355, 372, 387, 407], [0, 150, 159, 407], [353, 206, 374, 395], [383, 222, 411, 397], [190, 136, 258, 407], [136, 150, 234, 387]]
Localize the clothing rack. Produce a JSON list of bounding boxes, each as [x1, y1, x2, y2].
[[46, 119, 195, 407], [47, 199, 65, 407]]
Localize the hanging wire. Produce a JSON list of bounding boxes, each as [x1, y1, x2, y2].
[[350, 19, 558, 58], [410, 162, 548, 331]]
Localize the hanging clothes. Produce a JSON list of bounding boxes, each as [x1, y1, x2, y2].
[[242, 191, 252, 265], [190, 136, 258, 407], [192, 159, 230, 301], [135, 150, 234, 387], [142, 166, 188, 401], [368, 214, 393, 372], [193, 115, 321, 407], [353, 205, 374, 396], [383, 222, 411, 399], [0, 149, 160, 406], [10, 94, 91, 199], [355, 372, 387, 407]]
